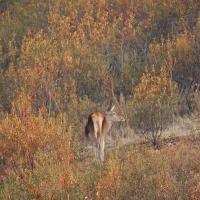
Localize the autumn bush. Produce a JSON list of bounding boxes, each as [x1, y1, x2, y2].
[[0, 0, 200, 199], [1, 134, 199, 199], [1, 0, 200, 115], [0, 90, 77, 171], [128, 67, 177, 146]]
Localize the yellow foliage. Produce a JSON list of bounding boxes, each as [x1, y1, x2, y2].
[[134, 66, 177, 105], [128, 66, 177, 145], [0, 90, 74, 172]]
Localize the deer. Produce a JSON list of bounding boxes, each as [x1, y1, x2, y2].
[[85, 105, 126, 161]]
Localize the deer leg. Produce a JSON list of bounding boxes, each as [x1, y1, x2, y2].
[[93, 142, 99, 158], [100, 139, 105, 161], [88, 133, 99, 158]]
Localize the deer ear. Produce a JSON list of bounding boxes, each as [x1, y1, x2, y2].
[[110, 105, 115, 111]]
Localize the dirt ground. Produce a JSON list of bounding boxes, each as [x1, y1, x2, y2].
[[83, 116, 200, 154]]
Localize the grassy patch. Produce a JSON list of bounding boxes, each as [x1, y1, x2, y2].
[[1, 135, 200, 199]]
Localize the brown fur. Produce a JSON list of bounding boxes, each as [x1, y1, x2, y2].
[[85, 114, 94, 137], [85, 112, 105, 137], [85, 112, 106, 138], [85, 106, 125, 161]]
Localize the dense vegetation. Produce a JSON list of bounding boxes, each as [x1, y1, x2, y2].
[[0, 0, 200, 199]]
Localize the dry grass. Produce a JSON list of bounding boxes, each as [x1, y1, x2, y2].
[[1, 113, 200, 199], [1, 130, 199, 200]]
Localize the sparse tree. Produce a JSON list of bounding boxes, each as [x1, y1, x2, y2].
[[129, 67, 177, 146]]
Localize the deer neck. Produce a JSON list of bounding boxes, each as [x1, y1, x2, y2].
[[104, 115, 113, 133]]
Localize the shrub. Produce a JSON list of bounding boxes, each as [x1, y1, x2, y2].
[[128, 67, 177, 146]]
